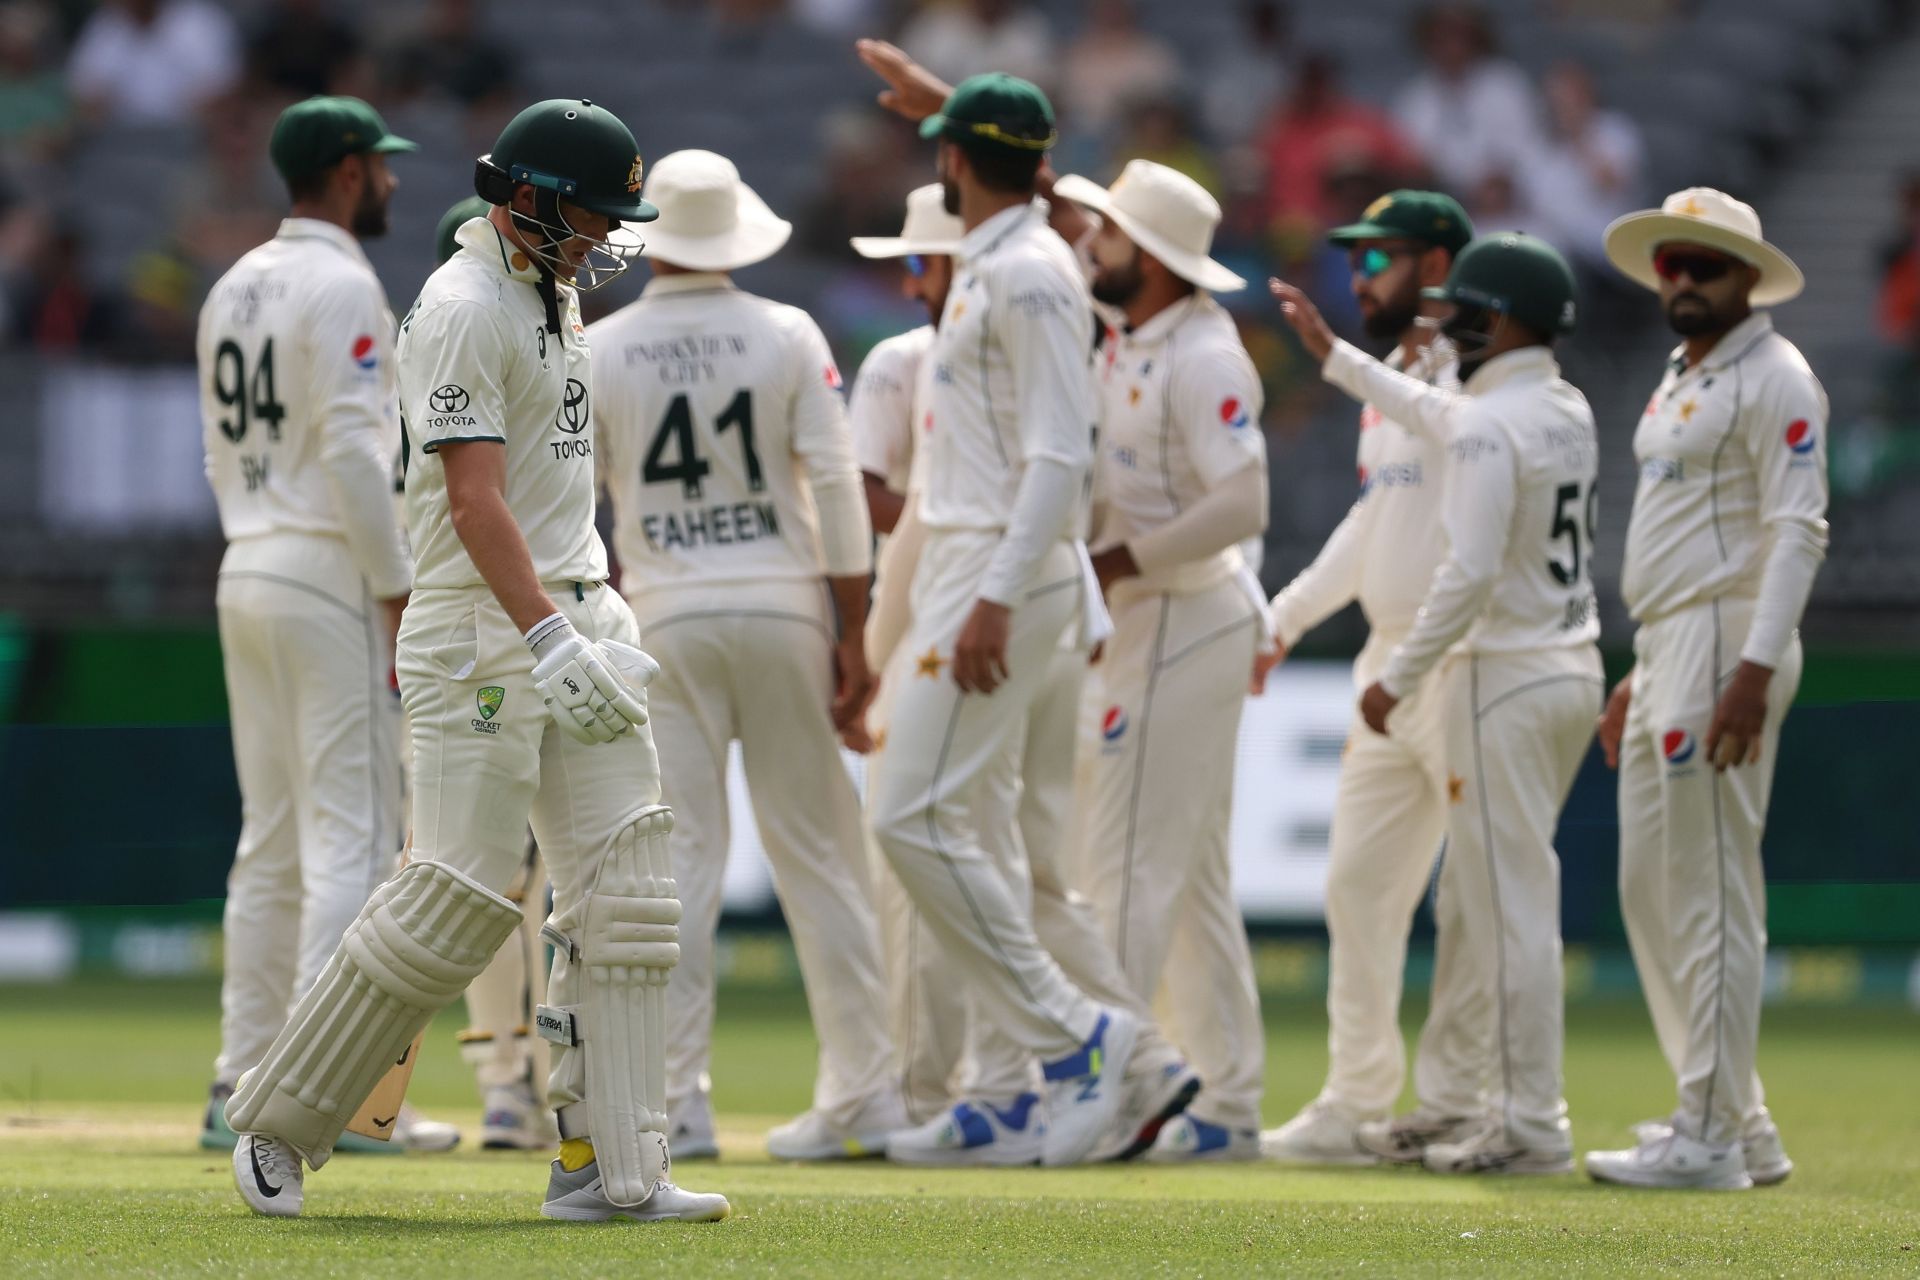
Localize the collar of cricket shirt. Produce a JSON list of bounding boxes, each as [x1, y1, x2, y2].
[[1462, 344, 1557, 396], [1688, 310, 1776, 374], [956, 196, 1043, 266], [455, 215, 547, 284], [640, 271, 738, 298], [1121, 290, 1206, 350], [276, 217, 372, 270]]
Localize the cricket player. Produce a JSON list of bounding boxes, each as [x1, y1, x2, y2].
[[197, 95, 456, 1156], [851, 185, 1201, 1165], [1272, 231, 1604, 1175], [1049, 159, 1271, 1161], [1585, 189, 1825, 1190], [1257, 192, 1493, 1167], [592, 148, 904, 1162], [225, 99, 727, 1224], [865, 73, 1140, 1167]]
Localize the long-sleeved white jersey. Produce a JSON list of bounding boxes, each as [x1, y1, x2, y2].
[[592, 272, 871, 591], [198, 217, 411, 598], [1318, 340, 1600, 697], [1621, 311, 1827, 668]]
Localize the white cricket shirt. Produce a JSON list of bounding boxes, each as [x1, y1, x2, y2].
[[592, 272, 869, 590], [851, 323, 935, 496], [398, 218, 605, 590], [1621, 312, 1828, 668], [198, 217, 411, 597]]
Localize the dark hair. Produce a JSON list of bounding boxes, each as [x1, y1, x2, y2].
[[956, 137, 1043, 195], [286, 169, 330, 203]]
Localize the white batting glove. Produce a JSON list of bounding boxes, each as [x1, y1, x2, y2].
[[525, 613, 649, 745]]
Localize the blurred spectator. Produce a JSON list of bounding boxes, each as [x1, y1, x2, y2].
[[1520, 62, 1644, 270], [1200, 0, 1291, 147], [166, 109, 280, 280], [1463, 169, 1548, 241], [381, 0, 516, 120], [1257, 52, 1419, 230], [0, 1, 69, 168], [1060, 0, 1178, 137], [1876, 172, 1920, 346], [1391, 1, 1539, 195], [1112, 95, 1221, 197], [793, 111, 916, 258], [897, 0, 1053, 89], [791, 0, 883, 35], [9, 223, 119, 351], [67, 0, 239, 127], [244, 0, 363, 101]]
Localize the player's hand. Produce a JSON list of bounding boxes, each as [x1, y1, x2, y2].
[[1268, 278, 1336, 364], [1598, 670, 1633, 769], [379, 593, 408, 676], [526, 614, 650, 745], [1706, 660, 1771, 771], [954, 598, 1012, 694], [840, 717, 876, 754], [1088, 543, 1138, 597], [832, 638, 875, 733], [855, 39, 951, 122], [1250, 642, 1286, 695], [1359, 680, 1399, 736]]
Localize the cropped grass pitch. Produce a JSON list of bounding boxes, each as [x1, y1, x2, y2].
[[1, 979, 1915, 1276]]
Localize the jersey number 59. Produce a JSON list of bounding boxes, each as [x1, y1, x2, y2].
[[1546, 480, 1598, 586]]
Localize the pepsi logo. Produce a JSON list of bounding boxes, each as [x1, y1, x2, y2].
[[1101, 706, 1129, 742], [1359, 405, 1382, 431], [1662, 729, 1696, 765], [1785, 419, 1815, 455], [351, 334, 377, 370], [1219, 397, 1251, 430], [824, 363, 843, 389]]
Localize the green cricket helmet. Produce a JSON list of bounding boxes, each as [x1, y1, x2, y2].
[[474, 98, 656, 289], [1422, 231, 1577, 358], [434, 195, 490, 265]]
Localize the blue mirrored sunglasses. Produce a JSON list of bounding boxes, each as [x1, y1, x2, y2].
[[905, 253, 928, 278], [1351, 246, 1410, 280]]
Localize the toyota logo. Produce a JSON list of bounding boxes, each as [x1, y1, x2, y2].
[[555, 378, 588, 434], [430, 384, 470, 413]]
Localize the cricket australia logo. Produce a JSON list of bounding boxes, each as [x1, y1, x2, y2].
[[472, 686, 505, 735]]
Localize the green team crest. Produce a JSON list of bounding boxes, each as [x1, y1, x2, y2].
[[477, 686, 505, 721]]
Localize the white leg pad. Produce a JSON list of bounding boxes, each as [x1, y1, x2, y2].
[[225, 860, 521, 1166], [539, 804, 680, 1206]]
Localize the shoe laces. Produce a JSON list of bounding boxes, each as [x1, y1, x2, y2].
[[253, 1136, 299, 1181]]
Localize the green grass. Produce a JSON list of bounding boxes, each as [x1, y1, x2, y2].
[[1, 978, 1916, 1276]]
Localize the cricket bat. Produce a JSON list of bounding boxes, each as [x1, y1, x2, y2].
[[346, 1030, 425, 1140]]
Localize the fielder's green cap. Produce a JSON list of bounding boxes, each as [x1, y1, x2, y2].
[[1422, 231, 1579, 335], [1328, 189, 1473, 256], [270, 95, 416, 186], [919, 73, 1058, 152], [434, 195, 491, 265]]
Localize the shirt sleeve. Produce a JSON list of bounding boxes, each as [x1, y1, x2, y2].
[[309, 276, 411, 598], [1380, 411, 1518, 697], [1170, 341, 1267, 487], [1268, 496, 1368, 648], [406, 298, 511, 453], [1322, 339, 1469, 447], [848, 338, 915, 489], [789, 314, 873, 578], [999, 259, 1095, 472], [1739, 358, 1830, 667]]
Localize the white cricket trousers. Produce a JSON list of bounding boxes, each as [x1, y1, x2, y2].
[[869, 532, 1104, 1064], [628, 578, 894, 1128], [396, 580, 662, 1119], [1319, 628, 1483, 1120], [213, 532, 400, 1085], [1075, 576, 1265, 1127], [460, 841, 551, 1092], [1438, 644, 1603, 1151], [1618, 595, 1798, 1147]]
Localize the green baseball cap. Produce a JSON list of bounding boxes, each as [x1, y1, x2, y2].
[[919, 73, 1058, 152], [270, 95, 416, 186], [1328, 190, 1473, 256], [1422, 231, 1579, 336]]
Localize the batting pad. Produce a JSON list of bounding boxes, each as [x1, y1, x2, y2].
[[225, 860, 521, 1166], [539, 805, 680, 1206]]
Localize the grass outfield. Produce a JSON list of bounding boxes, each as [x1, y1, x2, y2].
[[0, 979, 1915, 1276]]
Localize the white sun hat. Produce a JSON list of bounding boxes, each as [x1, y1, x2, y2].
[[1603, 187, 1804, 307], [639, 149, 791, 272], [850, 183, 965, 259], [1052, 159, 1246, 293]]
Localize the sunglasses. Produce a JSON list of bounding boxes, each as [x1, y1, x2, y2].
[[1351, 246, 1413, 280], [1653, 247, 1740, 284], [905, 253, 928, 278]]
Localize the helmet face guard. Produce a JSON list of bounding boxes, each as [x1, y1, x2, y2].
[[1436, 285, 1514, 366], [475, 155, 644, 292]]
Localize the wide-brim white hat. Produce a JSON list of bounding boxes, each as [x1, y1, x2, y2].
[[640, 149, 791, 272], [1603, 186, 1803, 307], [1053, 160, 1245, 294], [851, 183, 965, 258]]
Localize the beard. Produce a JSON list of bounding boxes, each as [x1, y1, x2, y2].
[[941, 176, 960, 216], [1665, 293, 1723, 336], [351, 186, 390, 238], [1090, 255, 1144, 309], [1361, 292, 1418, 341]]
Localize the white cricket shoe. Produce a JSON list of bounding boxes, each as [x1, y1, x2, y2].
[[885, 1094, 1046, 1166], [232, 1132, 304, 1217], [670, 1091, 719, 1160], [1354, 1106, 1485, 1165], [541, 1157, 730, 1222], [1146, 1114, 1260, 1162], [1631, 1116, 1792, 1186], [483, 1082, 559, 1151], [1587, 1129, 1753, 1190], [767, 1089, 906, 1161], [1090, 1059, 1202, 1162], [1261, 1098, 1381, 1166], [1424, 1119, 1573, 1176], [1039, 1009, 1140, 1166], [392, 1104, 461, 1152]]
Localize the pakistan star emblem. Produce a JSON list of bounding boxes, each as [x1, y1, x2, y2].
[[477, 686, 505, 721]]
